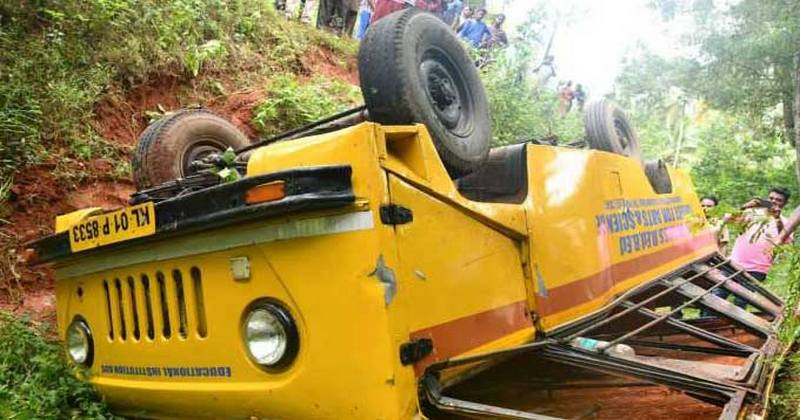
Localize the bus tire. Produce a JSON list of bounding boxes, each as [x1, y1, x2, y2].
[[358, 8, 490, 178], [133, 109, 249, 190], [584, 99, 642, 162]]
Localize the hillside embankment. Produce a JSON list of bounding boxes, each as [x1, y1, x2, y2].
[[0, 1, 360, 319]]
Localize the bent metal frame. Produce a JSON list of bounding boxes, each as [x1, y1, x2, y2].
[[420, 254, 787, 419]]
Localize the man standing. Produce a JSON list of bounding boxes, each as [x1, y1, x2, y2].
[[573, 83, 587, 111], [483, 13, 508, 49], [442, 0, 463, 26], [558, 81, 575, 115], [727, 188, 792, 306], [453, 5, 472, 31], [457, 8, 491, 48]]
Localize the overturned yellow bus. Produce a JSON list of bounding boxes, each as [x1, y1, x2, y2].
[[29, 9, 787, 420]]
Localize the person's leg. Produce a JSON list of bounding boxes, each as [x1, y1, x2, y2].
[[316, 0, 331, 27], [285, 0, 301, 18], [331, 0, 347, 33], [301, 0, 316, 23], [701, 288, 730, 317], [324, 0, 337, 26], [344, 9, 358, 37], [355, 9, 371, 39]]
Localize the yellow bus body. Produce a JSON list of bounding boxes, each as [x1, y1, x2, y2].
[[45, 123, 715, 418]]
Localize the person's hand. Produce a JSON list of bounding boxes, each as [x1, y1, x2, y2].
[[742, 197, 762, 209], [721, 213, 733, 224]]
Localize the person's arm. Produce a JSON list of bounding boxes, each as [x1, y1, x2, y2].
[[778, 205, 800, 243], [457, 20, 469, 36]]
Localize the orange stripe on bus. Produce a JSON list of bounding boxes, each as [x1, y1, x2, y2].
[[406, 233, 715, 376], [409, 300, 531, 376], [536, 233, 716, 316]]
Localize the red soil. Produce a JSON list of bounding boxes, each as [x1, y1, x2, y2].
[[300, 47, 359, 85], [2, 44, 358, 319]]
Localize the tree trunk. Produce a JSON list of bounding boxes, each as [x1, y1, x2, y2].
[[794, 52, 800, 188], [670, 103, 686, 168], [783, 93, 795, 147], [778, 62, 795, 146]]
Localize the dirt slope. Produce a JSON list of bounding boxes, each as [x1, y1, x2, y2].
[[0, 46, 358, 320]]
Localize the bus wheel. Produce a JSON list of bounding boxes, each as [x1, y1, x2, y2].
[[132, 109, 250, 190], [358, 9, 491, 178], [584, 99, 642, 162]]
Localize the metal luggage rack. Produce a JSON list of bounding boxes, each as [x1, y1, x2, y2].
[[419, 255, 787, 419]]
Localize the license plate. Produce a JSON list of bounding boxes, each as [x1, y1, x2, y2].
[[68, 202, 156, 252]]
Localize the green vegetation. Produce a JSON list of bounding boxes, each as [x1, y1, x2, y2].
[[0, 312, 113, 418], [479, 6, 583, 146], [614, 0, 800, 207], [0, 0, 357, 187], [764, 246, 800, 419], [771, 350, 800, 419], [252, 74, 361, 136]]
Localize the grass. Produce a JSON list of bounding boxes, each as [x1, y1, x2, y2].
[[0, 312, 114, 419], [252, 74, 361, 136], [0, 0, 358, 193], [763, 245, 800, 419]]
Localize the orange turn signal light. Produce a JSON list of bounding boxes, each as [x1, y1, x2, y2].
[[245, 181, 286, 205]]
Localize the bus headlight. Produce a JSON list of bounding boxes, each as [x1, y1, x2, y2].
[[66, 317, 93, 367], [243, 300, 299, 369]]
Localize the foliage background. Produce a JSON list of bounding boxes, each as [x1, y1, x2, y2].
[[0, 312, 113, 418], [613, 0, 800, 208], [479, 3, 584, 146]]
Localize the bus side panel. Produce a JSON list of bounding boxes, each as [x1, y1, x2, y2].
[[525, 146, 716, 331]]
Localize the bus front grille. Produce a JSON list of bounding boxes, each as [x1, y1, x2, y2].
[[102, 266, 207, 342]]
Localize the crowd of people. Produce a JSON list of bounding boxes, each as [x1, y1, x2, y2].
[[275, 0, 508, 50]]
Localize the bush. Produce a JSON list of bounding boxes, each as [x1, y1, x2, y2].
[[0, 312, 113, 418], [764, 246, 800, 418], [252, 74, 361, 135]]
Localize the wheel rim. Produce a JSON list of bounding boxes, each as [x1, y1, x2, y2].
[[419, 48, 473, 138], [181, 139, 227, 177]]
